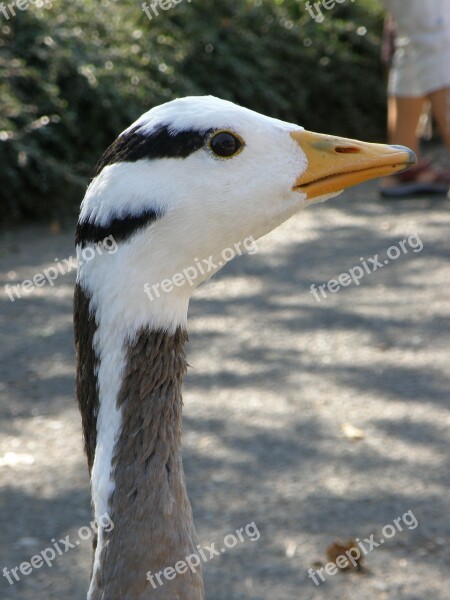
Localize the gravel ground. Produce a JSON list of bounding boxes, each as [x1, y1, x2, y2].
[[0, 179, 449, 600]]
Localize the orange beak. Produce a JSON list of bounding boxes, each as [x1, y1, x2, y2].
[[291, 130, 417, 200]]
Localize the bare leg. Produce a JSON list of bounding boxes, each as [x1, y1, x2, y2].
[[382, 93, 450, 194], [428, 86, 450, 153], [387, 95, 425, 156]]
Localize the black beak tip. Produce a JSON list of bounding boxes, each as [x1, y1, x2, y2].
[[390, 144, 418, 167]]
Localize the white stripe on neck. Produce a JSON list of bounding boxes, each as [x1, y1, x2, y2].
[[78, 235, 190, 599], [88, 323, 126, 599]]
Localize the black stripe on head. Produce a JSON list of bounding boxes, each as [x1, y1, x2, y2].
[[77, 124, 212, 247], [75, 209, 162, 247], [92, 124, 213, 178]]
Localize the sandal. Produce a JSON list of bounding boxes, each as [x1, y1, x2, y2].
[[380, 159, 450, 198]]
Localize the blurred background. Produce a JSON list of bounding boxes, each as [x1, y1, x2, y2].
[[1, 1, 449, 600], [1, 0, 387, 224]]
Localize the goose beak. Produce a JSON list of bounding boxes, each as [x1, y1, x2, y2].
[[291, 130, 417, 200]]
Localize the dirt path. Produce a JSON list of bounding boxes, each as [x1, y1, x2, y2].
[[1, 181, 449, 600]]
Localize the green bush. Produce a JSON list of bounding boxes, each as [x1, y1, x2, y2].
[[0, 0, 385, 223]]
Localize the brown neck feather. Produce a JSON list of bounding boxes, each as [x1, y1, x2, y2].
[[74, 283, 99, 474], [87, 327, 204, 600]]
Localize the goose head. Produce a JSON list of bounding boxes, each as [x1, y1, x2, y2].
[[76, 95, 415, 332]]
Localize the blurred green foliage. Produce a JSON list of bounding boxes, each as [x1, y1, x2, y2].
[[0, 0, 385, 223]]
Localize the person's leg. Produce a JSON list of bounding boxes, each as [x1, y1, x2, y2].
[[381, 93, 450, 195], [427, 86, 450, 153], [387, 95, 425, 155]]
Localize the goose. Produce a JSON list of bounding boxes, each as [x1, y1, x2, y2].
[[73, 95, 415, 600]]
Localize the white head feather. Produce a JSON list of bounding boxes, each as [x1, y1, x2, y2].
[[76, 95, 325, 335]]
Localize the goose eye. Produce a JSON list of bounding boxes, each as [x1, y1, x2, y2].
[[209, 131, 243, 158]]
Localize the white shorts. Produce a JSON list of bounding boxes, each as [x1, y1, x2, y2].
[[380, 0, 450, 96]]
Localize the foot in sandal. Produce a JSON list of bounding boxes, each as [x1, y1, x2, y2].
[[380, 159, 450, 198]]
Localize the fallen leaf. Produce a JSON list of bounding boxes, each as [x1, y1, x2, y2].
[[341, 422, 365, 441], [50, 220, 61, 234], [326, 539, 364, 572]]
